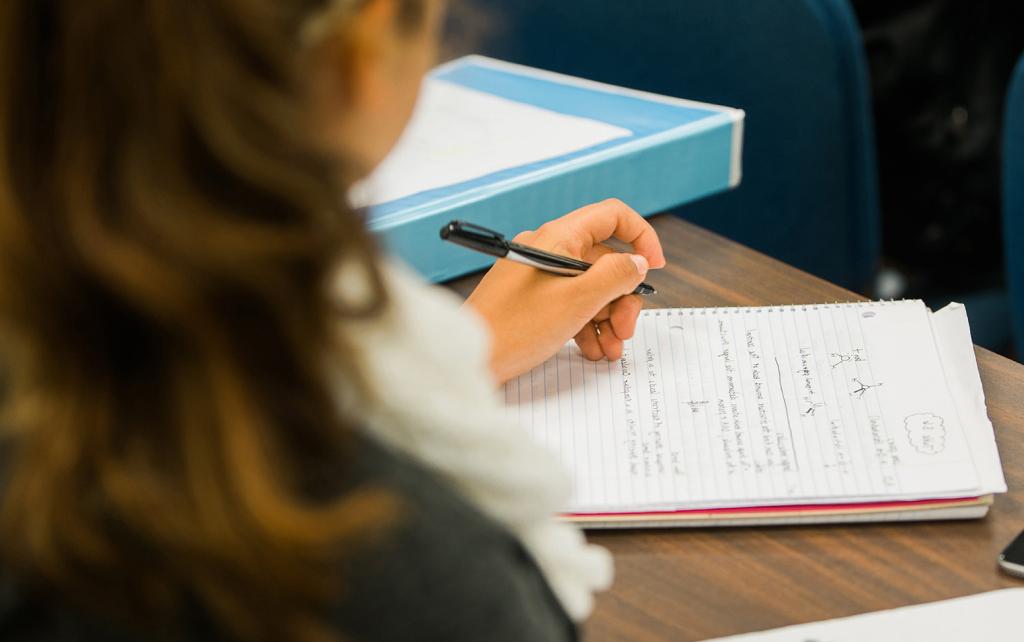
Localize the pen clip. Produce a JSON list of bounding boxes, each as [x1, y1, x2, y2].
[[440, 220, 510, 258]]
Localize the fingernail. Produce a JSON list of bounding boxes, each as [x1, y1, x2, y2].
[[630, 254, 648, 276]]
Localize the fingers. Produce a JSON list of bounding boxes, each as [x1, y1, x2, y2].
[[571, 251, 648, 316], [596, 320, 623, 360], [574, 324, 605, 361], [511, 230, 536, 244], [582, 243, 614, 264], [576, 317, 633, 361], [580, 296, 640, 363], [511, 204, 653, 366], [551, 199, 666, 268], [592, 297, 642, 340], [609, 295, 643, 340]]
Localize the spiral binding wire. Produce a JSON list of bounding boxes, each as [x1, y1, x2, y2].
[[642, 299, 923, 317]]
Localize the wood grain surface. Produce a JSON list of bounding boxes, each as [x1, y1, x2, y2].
[[446, 215, 1024, 641]]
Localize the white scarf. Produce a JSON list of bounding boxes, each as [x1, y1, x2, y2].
[[332, 259, 613, 621]]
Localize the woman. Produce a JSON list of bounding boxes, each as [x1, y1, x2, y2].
[[0, 1, 665, 640]]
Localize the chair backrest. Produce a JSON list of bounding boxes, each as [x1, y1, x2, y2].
[[1004, 54, 1024, 353], [463, 0, 880, 290]]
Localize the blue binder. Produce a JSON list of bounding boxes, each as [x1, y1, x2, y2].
[[366, 56, 745, 282]]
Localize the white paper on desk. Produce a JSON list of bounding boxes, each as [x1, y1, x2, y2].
[[349, 78, 633, 208], [505, 301, 1004, 513], [703, 589, 1024, 642], [931, 303, 1007, 493]]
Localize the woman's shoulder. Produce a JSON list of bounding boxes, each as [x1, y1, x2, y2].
[[0, 435, 576, 642], [333, 434, 577, 642]]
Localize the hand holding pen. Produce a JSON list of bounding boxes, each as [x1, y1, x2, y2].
[[441, 221, 658, 296], [448, 199, 666, 383]]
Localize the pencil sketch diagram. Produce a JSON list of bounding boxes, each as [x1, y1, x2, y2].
[[681, 400, 709, 414], [831, 349, 865, 369], [802, 397, 824, 416], [905, 412, 947, 455], [850, 377, 883, 399]]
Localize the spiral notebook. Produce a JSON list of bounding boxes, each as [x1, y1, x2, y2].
[[504, 301, 1006, 528]]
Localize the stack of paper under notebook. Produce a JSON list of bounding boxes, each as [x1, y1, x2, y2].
[[504, 301, 1006, 528]]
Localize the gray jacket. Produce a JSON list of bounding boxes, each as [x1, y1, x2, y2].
[[0, 436, 576, 642]]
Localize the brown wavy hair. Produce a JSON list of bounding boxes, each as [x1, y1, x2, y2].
[[0, 1, 422, 640]]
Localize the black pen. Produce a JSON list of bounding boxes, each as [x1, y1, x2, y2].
[[440, 220, 656, 296]]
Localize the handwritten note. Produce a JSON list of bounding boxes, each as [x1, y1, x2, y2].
[[505, 301, 984, 513]]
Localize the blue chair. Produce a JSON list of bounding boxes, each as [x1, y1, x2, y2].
[[1004, 54, 1024, 355], [464, 0, 880, 290]]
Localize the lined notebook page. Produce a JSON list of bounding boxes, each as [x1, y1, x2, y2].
[[504, 301, 981, 513]]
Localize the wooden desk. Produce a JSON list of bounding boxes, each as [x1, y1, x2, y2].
[[447, 215, 1024, 641]]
